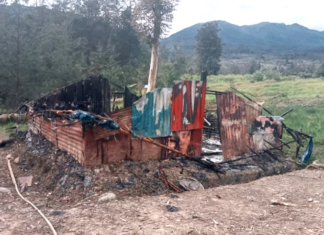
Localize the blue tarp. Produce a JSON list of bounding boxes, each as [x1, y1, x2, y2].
[[70, 110, 96, 124], [70, 110, 120, 130], [300, 137, 313, 163], [132, 88, 172, 138], [98, 119, 120, 130]]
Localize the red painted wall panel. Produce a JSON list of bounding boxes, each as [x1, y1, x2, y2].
[[171, 81, 206, 131]]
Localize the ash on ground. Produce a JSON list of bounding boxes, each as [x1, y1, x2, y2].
[[3, 130, 300, 205], [202, 136, 223, 163]]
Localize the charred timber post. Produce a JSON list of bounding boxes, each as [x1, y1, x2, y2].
[[275, 137, 291, 149], [280, 109, 293, 117], [201, 71, 207, 83], [219, 140, 295, 165], [263, 139, 284, 153], [245, 145, 267, 171]]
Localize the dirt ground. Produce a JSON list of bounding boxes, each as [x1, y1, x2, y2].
[[1, 145, 324, 235]]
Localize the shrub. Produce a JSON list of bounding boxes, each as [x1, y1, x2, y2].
[[299, 72, 313, 79], [264, 70, 281, 81], [315, 64, 324, 78], [253, 70, 264, 82]]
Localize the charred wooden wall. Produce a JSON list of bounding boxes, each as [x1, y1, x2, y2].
[[33, 76, 110, 115]]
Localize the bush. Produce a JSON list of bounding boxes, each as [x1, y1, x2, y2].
[[315, 64, 324, 78], [253, 70, 264, 82], [298, 72, 313, 79], [244, 74, 253, 80], [264, 70, 281, 81]]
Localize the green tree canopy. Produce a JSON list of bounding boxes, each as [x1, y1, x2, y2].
[[132, 0, 179, 92], [196, 21, 222, 75]]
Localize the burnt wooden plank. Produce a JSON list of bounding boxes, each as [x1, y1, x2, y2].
[[32, 77, 110, 114]]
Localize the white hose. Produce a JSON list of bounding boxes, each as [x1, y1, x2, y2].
[[6, 155, 58, 235]]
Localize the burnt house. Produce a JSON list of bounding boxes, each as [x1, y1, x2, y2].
[[27, 76, 207, 165], [27, 75, 301, 166]]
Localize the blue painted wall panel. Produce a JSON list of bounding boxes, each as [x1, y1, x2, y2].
[[132, 88, 172, 138]]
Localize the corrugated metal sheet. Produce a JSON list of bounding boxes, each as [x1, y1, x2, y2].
[[56, 120, 84, 163], [110, 107, 132, 128], [132, 88, 172, 138], [171, 81, 206, 131], [190, 129, 203, 156], [216, 92, 264, 160], [27, 108, 164, 166], [217, 92, 252, 160], [101, 133, 131, 163], [27, 114, 85, 163], [92, 107, 132, 141], [131, 138, 164, 161], [167, 129, 202, 157]]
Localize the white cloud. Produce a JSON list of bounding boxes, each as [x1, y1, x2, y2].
[[169, 0, 324, 35]]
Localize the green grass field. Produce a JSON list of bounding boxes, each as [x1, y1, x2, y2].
[[190, 74, 324, 162], [0, 122, 27, 141]]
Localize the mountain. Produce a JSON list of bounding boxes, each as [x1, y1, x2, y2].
[[162, 21, 324, 55]]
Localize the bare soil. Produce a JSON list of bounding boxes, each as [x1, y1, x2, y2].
[[1, 142, 324, 235]]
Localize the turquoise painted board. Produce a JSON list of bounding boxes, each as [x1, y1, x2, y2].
[[132, 88, 172, 138]]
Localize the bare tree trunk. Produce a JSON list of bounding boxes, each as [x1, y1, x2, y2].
[[15, 1, 21, 105], [147, 43, 158, 93]]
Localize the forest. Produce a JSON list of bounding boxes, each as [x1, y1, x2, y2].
[[1, 1, 324, 111], [0, 1, 190, 109]]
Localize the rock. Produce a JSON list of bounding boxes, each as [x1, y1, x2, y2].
[[179, 178, 204, 191], [98, 193, 116, 203], [14, 157, 20, 164], [94, 186, 103, 191], [94, 169, 100, 174], [166, 205, 179, 212], [75, 184, 84, 192], [83, 176, 93, 187], [18, 175, 33, 187], [6, 154, 13, 160], [50, 211, 65, 216], [59, 175, 68, 186], [0, 187, 11, 194]]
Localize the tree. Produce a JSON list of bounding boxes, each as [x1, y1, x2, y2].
[[157, 44, 187, 87], [249, 60, 261, 74], [196, 21, 222, 75], [133, 0, 179, 92], [316, 64, 324, 78], [0, 1, 151, 110]]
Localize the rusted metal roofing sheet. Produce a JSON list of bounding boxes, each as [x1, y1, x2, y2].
[[216, 92, 257, 159], [27, 109, 164, 165], [92, 107, 132, 141], [129, 138, 163, 161], [171, 81, 206, 131], [132, 88, 172, 138], [57, 121, 84, 163], [27, 114, 85, 163]]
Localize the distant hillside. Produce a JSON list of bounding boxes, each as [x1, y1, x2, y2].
[[162, 21, 324, 55]]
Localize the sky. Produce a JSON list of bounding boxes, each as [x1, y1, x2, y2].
[[170, 0, 324, 35]]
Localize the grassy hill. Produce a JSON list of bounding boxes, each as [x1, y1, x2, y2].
[[163, 21, 324, 55]]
